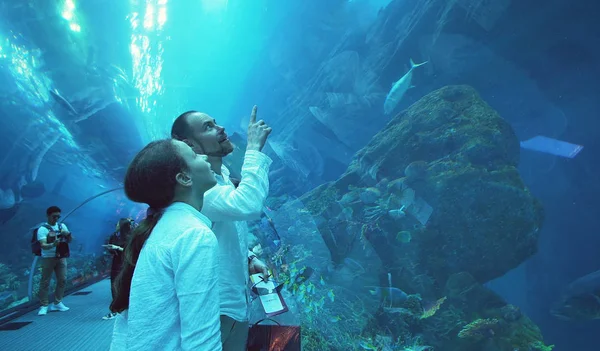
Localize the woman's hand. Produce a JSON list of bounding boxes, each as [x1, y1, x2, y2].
[[102, 244, 123, 251]]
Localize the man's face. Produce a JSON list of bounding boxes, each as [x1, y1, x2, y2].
[[185, 112, 234, 157], [47, 212, 61, 225]]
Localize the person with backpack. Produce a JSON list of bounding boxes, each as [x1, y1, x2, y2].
[[32, 205, 73, 316], [101, 217, 133, 320]]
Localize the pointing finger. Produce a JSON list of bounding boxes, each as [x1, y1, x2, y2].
[[249, 105, 258, 124]]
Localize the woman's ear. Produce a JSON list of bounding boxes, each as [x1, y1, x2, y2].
[[175, 172, 192, 187]]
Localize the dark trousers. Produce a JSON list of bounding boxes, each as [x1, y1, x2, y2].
[[221, 315, 249, 351], [110, 254, 123, 300]]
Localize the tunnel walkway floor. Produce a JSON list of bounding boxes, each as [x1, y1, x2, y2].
[[0, 279, 113, 351]]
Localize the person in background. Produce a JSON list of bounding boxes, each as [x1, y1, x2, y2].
[[36, 205, 73, 316], [171, 105, 272, 350], [109, 139, 222, 351], [102, 217, 133, 320]]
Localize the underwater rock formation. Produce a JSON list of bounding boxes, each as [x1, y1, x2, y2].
[[299, 84, 544, 289], [268, 85, 547, 350]]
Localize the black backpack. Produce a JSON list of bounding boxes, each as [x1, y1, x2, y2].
[[31, 224, 64, 257]]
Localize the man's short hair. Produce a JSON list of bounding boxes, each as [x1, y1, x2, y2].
[[171, 111, 198, 140], [46, 206, 61, 216]]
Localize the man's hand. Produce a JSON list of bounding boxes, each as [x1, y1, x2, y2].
[[249, 257, 269, 281], [246, 105, 272, 152], [61, 230, 73, 242]]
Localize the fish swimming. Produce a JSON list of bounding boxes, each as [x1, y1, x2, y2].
[[383, 58, 428, 115], [366, 286, 409, 306], [551, 269, 600, 321], [49, 89, 78, 115], [259, 213, 281, 249]]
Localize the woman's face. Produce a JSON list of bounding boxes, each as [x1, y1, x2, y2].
[[172, 140, 217, 192]]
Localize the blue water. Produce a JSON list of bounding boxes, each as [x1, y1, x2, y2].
[[0, 0, 599, 350]]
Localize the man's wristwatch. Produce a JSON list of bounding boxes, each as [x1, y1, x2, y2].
[[248, 251, 257, 264]]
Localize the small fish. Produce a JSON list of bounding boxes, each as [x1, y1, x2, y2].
[[297, 291, 306, 303], [367, 286, 409, 306], [340, 207, 353, 220], [343, 257, 366, 274], [376, 178, 390, 190], [387, 177, 407, 192], [396, 231, 412, 243], [259, 214, 281, 247], [327, 289, 335, 302], [388, 206, 406, 219], [329, 315, 341, 323], [358, 340, 378, 350], [383, 58, 428, 115], [338, 192, 359, 205], [359, 187, 381, 204], [317, 296, 325, 308], [320, 276, 326, 286], [292, 267, 314, 285]]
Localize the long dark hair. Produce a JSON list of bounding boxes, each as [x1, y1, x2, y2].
[[116, 218, 132, 243], [110, 139, 188, 313]]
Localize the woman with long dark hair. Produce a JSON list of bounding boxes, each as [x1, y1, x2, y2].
[[110, 139, 222, 351], [102, 218, 133, 320]]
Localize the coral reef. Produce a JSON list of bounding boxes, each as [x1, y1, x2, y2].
[[457, 318, 500, 341]]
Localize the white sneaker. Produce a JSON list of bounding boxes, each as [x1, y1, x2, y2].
[[38, 306, 48, 316], [102, 312, 117, 320], [49, 302, 70, 312]]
